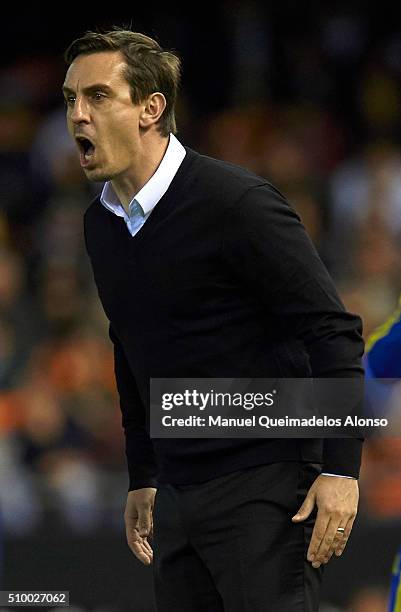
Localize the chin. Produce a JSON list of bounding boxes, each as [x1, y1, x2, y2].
[[84, 168, 111, 183]]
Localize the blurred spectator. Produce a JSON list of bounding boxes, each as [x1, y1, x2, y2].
[[329, 141, 401, 278], [347, 586, 389, 612], [0, 435, 42, 535], [0, 248, 43, 388]]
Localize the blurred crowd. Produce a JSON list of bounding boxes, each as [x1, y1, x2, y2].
[[0, 6, 400, 610]]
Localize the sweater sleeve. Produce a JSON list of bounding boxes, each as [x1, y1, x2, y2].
[[109, 324, 158, 491], [221, 184, 365, 478]]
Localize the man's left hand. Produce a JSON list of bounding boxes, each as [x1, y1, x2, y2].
[[291, 475, 359, 568]]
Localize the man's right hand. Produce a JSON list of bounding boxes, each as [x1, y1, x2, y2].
[[124, 487, 157, 565]]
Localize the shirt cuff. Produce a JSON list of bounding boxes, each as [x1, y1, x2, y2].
[[321, 472, 356, 479]]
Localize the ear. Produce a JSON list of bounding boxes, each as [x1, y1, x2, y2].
[[139, 93, 167, 129]]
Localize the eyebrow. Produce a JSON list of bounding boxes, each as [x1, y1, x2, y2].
[[62, 83, 113, 96]]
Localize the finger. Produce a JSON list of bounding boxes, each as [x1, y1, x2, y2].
[[126, 529, 153, 565], [307, 512, 330, 564], [334, 515, 355, 557], [129, 538, 152, 564], [331, 522, 348, 553], [125, 517, 152, 563], [138, 504, 152, 537], [131, 541, 153, 565], [142, 538, 154, 555], [313, 518, 342, 567], [292, 491, 316, 522]]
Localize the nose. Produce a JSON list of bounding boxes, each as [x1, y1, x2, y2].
[[70, 96, 90, 125]]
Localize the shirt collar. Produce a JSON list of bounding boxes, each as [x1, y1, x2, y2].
[[100, 133, 186, 218]]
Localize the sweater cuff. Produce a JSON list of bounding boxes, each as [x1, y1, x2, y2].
[[322, 438, 363, 479], [128, 465, 158, 491]]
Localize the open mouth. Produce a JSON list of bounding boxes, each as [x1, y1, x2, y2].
[[76, 136, 96, 165]]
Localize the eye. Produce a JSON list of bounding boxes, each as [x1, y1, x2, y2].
[[92, 92, 105, 101], [64, 95, 76, 106]]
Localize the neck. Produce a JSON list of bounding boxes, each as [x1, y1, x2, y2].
[[111, 132, 169, 213]]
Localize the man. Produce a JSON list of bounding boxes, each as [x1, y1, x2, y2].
[[63, 28, 364, 611]]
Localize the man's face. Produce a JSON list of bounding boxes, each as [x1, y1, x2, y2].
[[63, 51, 141, 182]]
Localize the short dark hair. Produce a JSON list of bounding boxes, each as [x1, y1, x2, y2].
[[64, 27, 181, 137]]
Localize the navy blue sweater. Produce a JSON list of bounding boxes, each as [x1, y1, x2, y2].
[[84, 147, 364, 490]]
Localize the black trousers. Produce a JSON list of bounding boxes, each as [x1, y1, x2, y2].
[[152, 461, 324, 611]]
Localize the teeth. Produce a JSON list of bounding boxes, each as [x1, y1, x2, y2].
[[85, 145, 94, 158]]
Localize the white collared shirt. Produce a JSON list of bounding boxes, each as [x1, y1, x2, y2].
[[100, 133, 186, 236]]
